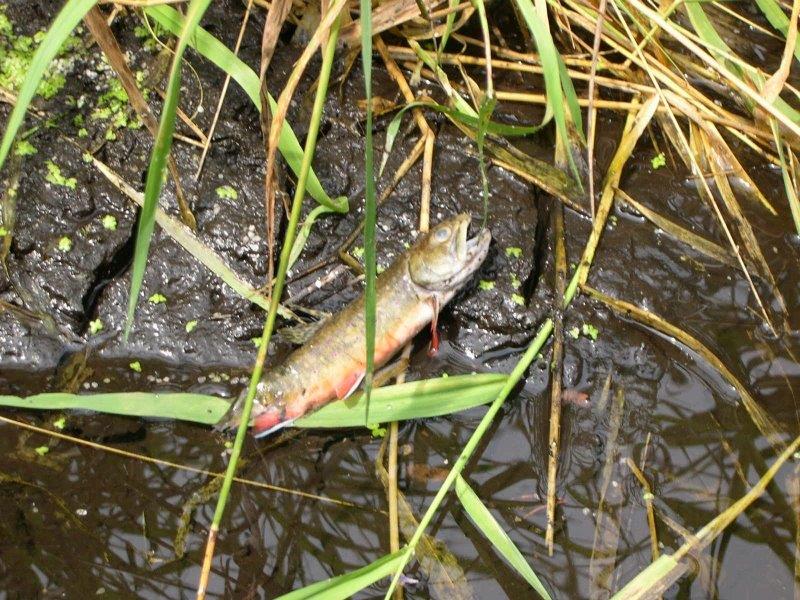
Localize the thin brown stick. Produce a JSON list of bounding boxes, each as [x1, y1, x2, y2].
[[0, 415, 358, 506], [626, 457, 659, 563], [195, 0, 255, 180], [259, 0, 295, 290], [84, 6, 196, 229], [545, 204, 566, 556], [585, 0, 607, 219], [589, 387, 625, 597]]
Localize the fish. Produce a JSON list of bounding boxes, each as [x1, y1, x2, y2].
[[224, 213, 491, 437]]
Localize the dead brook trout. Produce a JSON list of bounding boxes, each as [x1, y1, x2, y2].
[[229, 213, 491, 437]]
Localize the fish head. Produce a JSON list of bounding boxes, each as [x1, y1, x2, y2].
[[408, 213, 491, 292]]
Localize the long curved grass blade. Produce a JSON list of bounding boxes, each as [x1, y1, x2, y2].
[[361, 0, 377, 425], [278, 549, 406, 600], [380, 100, 542, 175], [0, 374, 507, 427], [628, 0, 800, 134], [288, 204, 334, 268], [124, 0, 213, 338], [144, 5, 347, 213], [0, 392, 229, 424], [296, 374, 507, 428], [512, 0, 582, 181], [383, 98, 655, 600], [0, 0, 97, 172], [455, 475, 552, 598]]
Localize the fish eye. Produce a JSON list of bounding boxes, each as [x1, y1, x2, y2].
[[434, 227, 450, 241]]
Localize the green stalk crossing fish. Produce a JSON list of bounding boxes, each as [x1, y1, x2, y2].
[[227, 213, 491, 437]]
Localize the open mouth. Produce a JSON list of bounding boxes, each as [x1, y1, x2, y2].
[[457, 217, 491, 264]]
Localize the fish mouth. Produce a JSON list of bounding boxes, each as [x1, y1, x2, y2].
[[456, 215, 491, 268]]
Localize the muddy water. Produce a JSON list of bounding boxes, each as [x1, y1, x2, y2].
[[1, 2, 800, 598]]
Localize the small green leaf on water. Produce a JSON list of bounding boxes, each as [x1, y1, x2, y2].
[[15, 140, 37, 156], [352, 246, 365, 259], [376, 264, 385, 275], [479, 280, 495, 291], [185, 319, 198, 333], [0, 227, 7, 236], [568, 326, 580, 339], [102, 214, 117, 230], [53, 416, 66, 430], [77, 128, 88, 138], [582, 323, 599, 341], [511, 293, 525, 306], [651, 152, 666, 169], [215, 185, 238, 200], [81, 151, 92, 162], [45, 160, 76, 189], [89, 318, 103, 334], [129, 361, 142, 373], [35, 445, 49, 456], [251, 336, 262, 347], [510, 273, 521, 289], [58, 236, 72, 252], [148, 293, 167, 304], [368, 423, 387, 438], [505, 246, 522, 258]]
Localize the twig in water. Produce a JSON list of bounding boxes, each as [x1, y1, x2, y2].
[[545, 203, 566, 556]]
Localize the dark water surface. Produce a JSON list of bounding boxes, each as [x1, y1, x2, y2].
[[1, 1, 799, 598]]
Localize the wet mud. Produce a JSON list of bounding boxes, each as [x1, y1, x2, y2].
[[1, 1, 800, 598]]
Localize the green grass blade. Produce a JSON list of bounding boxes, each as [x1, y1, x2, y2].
[[0, 0, 97, 172], [381, 101, 542, 175], [754, 0, 800, 62], [200, 9, 346, 589], [277, 550, 406, 600], [0, 374, 506, 427], [125, 0, 213, 338], [438, 0, 462, 61], [512, 0, 582, 181], [410, 40, 477, 117], [361, 0, 376, 425], [144, 5, 347, 213], [455, 475, 552, 599], [0, 392, 229, 424], [476, 96, 497, 227], [295, 374, 507, 428], [288, 204, 334, 268]]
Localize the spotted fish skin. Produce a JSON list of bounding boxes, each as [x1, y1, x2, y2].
[[227, 213, 492, 436]]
